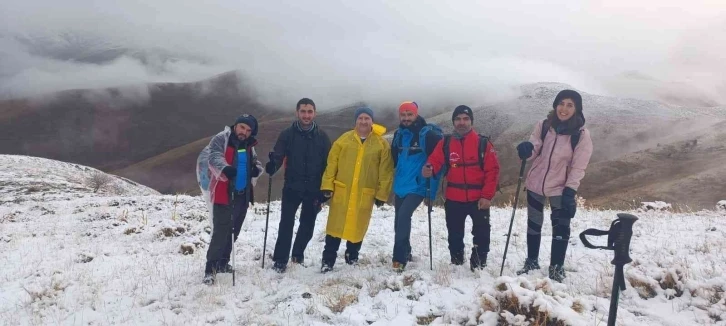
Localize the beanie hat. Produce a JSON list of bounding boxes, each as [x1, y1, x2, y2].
[[234, 114, 258, 136], [354, 107, 374, 123], [398, 101, 419, 115], [451, 105, 474, 123], [553, 90, 583, 119]]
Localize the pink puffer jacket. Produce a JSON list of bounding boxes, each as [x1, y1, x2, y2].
[[524, 120, 593, 197]]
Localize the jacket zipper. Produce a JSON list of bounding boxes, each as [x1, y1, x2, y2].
[[541, 133, 559, 195], [460, 138, 469, 202]]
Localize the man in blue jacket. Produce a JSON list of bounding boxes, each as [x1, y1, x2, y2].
[[390, 101, 443, 271]]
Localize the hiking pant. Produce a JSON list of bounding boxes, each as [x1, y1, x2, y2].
[[392, 194, 424, 264], [205, 192, 249, 273], [526, 190, 570, 266], [321, 235, 362, 268], [444, 200, 490, 266], [272, 187, 321, 265]]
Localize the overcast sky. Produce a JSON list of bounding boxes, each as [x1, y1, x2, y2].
[[1, 0, 724, 108]]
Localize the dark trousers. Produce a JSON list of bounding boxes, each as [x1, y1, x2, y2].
[[321, 235, 362, 267], [526, 190, 570, 266], [272, 188, 320, 264], [444, 200, 491, 265], [393, 194, 424, 264], [205, 192, 248, 273]]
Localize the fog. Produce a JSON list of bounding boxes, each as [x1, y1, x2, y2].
[[1, 0, 724, 109]]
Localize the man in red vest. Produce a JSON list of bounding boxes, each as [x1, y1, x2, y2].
[[422, 105, 500, 271], [197, 114, 263, 285]]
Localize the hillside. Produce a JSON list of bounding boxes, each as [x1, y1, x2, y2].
[[1, 173, 725, 325], [424, 83, 726, 209], [0, 71, 281, 173], [0, 155, 158, 205]]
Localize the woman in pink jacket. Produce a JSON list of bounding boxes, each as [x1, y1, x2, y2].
[[514, 90, 593, 282]]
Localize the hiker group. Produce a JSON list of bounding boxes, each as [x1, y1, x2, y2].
[[196, 90, 593, 285]]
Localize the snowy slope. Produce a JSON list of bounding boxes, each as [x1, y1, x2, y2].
[[0, 155, 159, 205], [1, 187, 725, 325]]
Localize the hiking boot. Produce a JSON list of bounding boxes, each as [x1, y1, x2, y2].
[[450, 251, 465, 265], [392, 261, 405, 273], [516, 258, 541, 275], [470, 254, 487, 272], [202, 273, 215, 285], [217, 263, 234, 274], [272, 262, 287, 273], [291, 256, 304, 265], [549, 265, 566, 282], [321, 263, 333, 273]]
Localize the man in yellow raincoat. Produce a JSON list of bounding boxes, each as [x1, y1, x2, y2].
[[320, 107, 393, 273]]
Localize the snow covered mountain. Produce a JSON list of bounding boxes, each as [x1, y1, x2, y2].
[[425, 83, 726, 209], [1, 159, 724, 325], [0, 155, 159, 205]]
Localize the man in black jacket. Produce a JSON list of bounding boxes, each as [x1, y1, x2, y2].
[[266, 98, 332, 273]]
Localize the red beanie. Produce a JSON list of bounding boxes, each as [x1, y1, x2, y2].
[[398, 101, 418, 115]]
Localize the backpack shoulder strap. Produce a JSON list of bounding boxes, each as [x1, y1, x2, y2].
[[392, 129, 401, 149], [442, 135, 452, 174], [570, 129, 581, 152], [540, 119, 550, 142], [477, 134, 489, 170]]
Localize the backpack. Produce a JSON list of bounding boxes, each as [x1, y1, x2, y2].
[[540, 119, 581, 152], [392, 123, 443, 157], [441, 134, 501, 193]]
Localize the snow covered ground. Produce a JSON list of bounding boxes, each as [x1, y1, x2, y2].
[[1, 154, 725, 325], [1, 187, 725, 325]]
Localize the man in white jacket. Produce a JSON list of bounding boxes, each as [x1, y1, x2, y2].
[[196, 114, 263, 285]]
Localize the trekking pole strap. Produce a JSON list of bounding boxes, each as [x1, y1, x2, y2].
[[579, 228, 611, 250]]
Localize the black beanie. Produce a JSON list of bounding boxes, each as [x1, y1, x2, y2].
[[452, 105, 474, 123], [553, 90, 583, 118], [234, 114, 258, 136]]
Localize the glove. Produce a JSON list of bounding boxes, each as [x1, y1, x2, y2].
[[517, 141, 534, 160], [265, 161, 277, 175], [222, 166, 237, 179], [375, 199, 385, 208], [319, 191, 332, 203], [251, 165, 261, 178], [561, 187, 577, 219]]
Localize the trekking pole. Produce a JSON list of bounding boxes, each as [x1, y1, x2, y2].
[[579, 213, 638, 326], [426, 174, 433, 271], [262, 152, 274, 269], [500, 160, 527, 276], [232, 221, 236, 286]]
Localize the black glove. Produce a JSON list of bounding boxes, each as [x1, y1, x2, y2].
[[375, 199, 385, 208], [250, 165, 261, 178], [517, 141, 534, 160], [321, 190, 333, 199], [319, 191, 332, 203], [222, 166, 237, 179], [265, 161, 277, 175], [561, 187, 577, 219]]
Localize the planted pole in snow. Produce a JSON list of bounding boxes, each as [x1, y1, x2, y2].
[[262, 152, 274, 269], [579, 213, 638, 326], [426, 175, 433, 271], [500, 160, 527, 276]]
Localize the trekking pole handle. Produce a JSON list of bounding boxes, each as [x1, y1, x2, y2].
[[612, 213, 637, 266], [518, 159, 526, 179]]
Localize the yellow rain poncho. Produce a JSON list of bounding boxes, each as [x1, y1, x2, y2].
[[321, 124, 393, 243]]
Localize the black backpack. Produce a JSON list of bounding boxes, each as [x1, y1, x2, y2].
[[540, 119, 581, 152]]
